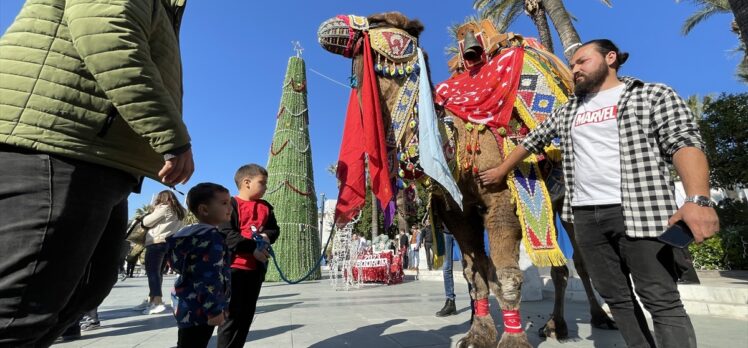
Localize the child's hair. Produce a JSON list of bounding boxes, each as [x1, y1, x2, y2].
[[154, 190, 187, 221], [187, 183, 230, 216], [234, 164, 268, 189]]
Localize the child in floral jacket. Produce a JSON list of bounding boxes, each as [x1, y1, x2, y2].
[[167, 183, 233, 347]]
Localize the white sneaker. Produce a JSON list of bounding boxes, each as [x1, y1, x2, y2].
[[132, 299, 149, 311], [144, 303, 167, 315]]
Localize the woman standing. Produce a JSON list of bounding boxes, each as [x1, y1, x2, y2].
[[133, 190, 186, 315]]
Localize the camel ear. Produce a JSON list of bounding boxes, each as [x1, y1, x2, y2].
[[404, 19, 424, 37]]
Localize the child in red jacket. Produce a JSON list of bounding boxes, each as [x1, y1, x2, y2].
[[217, 164, 279, 348]]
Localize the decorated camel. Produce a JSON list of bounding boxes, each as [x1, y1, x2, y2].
[[318, 12, 613, 347]]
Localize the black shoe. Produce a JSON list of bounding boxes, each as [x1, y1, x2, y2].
[[436, 299, 457, 317], [80, 321, 101, 331]]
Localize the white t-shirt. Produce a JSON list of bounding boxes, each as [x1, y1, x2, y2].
[[571, 84, 625, 206]]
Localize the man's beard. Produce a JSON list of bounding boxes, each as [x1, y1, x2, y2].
[[574, 62, 608, 95]]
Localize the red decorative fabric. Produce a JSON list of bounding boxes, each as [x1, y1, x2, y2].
[[434, 47, 525, 129], [335, 32, 392, 226], [475, 298, 490, 317], [502, 309, 523, 334]]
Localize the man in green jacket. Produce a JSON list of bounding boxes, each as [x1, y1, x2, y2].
[[0, 0, 194, 345]]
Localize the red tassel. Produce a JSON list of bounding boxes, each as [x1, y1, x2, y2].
[[466, 144, 472, 153]]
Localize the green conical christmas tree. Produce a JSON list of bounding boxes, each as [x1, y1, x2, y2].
[[264, 54, 321, 282]]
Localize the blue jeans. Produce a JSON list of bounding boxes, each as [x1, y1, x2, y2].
[[574, 204, 695, 348], [0, 146, 136, 346], [145, 243, 169, 298], [442, 233, 456, 300]]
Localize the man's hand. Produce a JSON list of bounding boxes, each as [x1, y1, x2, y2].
[[668, 203, 719, 243], [207, 311, 225, 326], [253, 248, 270, 262], [159, 148, 194, 185], [477, 166, 508, 186]]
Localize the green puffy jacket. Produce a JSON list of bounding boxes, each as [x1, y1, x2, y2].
[[0, 0, 191, 181]]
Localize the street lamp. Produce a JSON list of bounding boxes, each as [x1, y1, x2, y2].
[[319, 193, 326, 253]]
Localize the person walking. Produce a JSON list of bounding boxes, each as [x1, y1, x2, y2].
[[0, 1, 194, 345], [133, 190, 186, 315]]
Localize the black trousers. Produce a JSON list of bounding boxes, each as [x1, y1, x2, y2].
[[0, 148, 136, 347], [217, 268, 264, 348], [573, 204, 696, 348], [423, 242, 433, 270], [178, 325, 215, 348]]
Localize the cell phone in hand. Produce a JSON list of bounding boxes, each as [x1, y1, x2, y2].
[[658, 221, 694, 248]]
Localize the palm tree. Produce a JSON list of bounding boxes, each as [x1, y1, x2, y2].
[[730, 0, 748, 49], [474, 0, 554, 52], [134, 203, 151, 217], [677, 0, 732, 34], [474, 0, 612, 59], [677, 0, 748, 83]]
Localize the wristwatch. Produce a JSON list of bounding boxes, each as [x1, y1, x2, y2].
[[684, 195, 715, 208]]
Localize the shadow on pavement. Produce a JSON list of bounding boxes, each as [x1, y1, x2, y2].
[[308, 319, 469, 348], [259, 293, 300, 301], [256, 301, 303, 314], [76, 314, 174, 340], [246, 324, 304, 342]]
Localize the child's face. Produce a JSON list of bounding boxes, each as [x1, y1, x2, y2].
[[243, 174, 267, 200], [200, 191, 232, 225]]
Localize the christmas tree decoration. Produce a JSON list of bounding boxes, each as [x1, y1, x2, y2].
[[264, 53, 321, 282]]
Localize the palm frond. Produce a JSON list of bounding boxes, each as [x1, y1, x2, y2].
[[495, 1, 524, 33], [681, 4, 730, 35], [600, 0, 613, 8]]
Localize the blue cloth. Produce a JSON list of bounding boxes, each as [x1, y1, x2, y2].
[[556, 213, 574, 259], [417, 48, 462, 210]]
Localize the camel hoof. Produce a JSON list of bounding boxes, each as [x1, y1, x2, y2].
[[590, 313, 618, 330], [457, 316, 498, 348], [497, 332, 532, 348], [538, 316, 568, 340]]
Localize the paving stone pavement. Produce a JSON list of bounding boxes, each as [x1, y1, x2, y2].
[[53, 272, 748, 347]]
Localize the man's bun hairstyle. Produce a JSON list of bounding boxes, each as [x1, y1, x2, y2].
[[582, 39, 629, 69]]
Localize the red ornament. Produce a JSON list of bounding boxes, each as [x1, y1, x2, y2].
[[466, 144, 472, 153], [472, 166, 479, 174]]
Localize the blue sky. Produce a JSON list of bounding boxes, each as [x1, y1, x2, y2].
[[1, 1, 744, 216]]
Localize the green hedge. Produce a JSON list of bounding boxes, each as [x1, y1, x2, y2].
[[689, 198, 748, 270]]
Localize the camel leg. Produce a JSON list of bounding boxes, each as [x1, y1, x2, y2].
[[540, 265, 570, 339], [433, 197, 498, 348], [483, 189, 531, 348], [564, 221, 617, 330]]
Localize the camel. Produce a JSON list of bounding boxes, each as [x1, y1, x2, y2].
[[318, 12, 614, 347]]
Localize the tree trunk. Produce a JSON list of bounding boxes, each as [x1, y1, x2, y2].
[[541, 0, 582, 60], [729, 0, 748, 50], [526, 1, 555, 54], [371, 190, 379, 239]]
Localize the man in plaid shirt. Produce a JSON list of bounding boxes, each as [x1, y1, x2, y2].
[[479, 39, 719, 348]]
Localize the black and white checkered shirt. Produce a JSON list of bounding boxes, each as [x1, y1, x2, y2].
[[521, 77, 704, 238]]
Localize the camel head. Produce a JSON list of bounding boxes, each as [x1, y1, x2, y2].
[[318, 12, 424, 59]]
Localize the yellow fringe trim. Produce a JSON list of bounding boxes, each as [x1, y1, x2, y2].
[[428, 205, 444, 270], [503, 139, 566, 268]]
